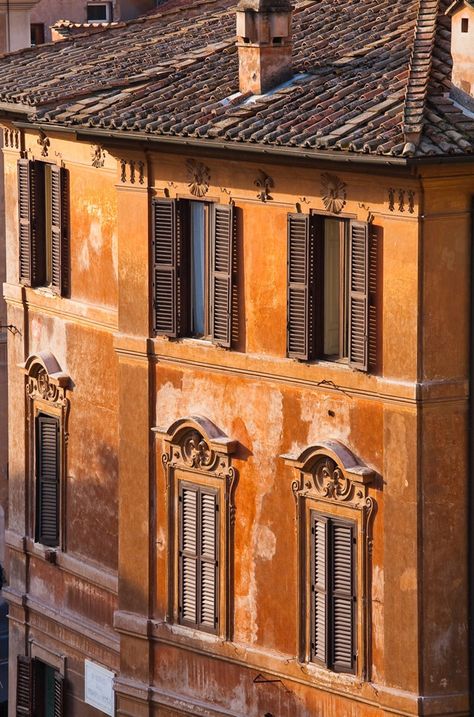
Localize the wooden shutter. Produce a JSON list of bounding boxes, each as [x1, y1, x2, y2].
[[178, 483, 218, 632], [287, 214, 311, 359], [36, 414, 60, 547], [18, 159, 45, 287], [16, 655, 32, 717], [210, 204, 234, 348], [348, 221, 369, 370], [50, 166, 69, 296], [53, 672, 65, 717], [368, 224, 380, 373], [331, 520, 356, 673], [311, 514, 329, 665], [152, 198, 182, 337]]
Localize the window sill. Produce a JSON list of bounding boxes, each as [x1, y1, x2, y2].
[[27, 539, 58, 564]]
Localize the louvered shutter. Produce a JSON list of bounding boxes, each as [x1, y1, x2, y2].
[[50, 166, 69, 296], [16, 655, 32, 717], [53, 672, 65, 717], [287, 214, 311, 359], [210, 204, 234, 348], [311, 514, 329, 665], [368, 224, 380, 373], [18, 159, 45, 287], [179, 485, 198, 625], [348, 221, 369, 370], [199, 489, 218, 630], [36, 414, 60, 547], [152, 198, 181, 337], [331, 520, 356, 673]]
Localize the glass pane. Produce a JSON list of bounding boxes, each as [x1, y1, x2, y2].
[[190, 202, 206, 336], [44, 664, 56, 717], [323, 219, 340, 355]]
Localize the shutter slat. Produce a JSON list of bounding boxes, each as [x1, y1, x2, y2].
[[50, 166, 69, 296], [16, 656, 32, 717], [152, 199, 179, 337], [211, 204, 233, 347], [53, 672, 65, 717], [348, 221, 369, 370], [331, 520, 356, 673], [36, 415, 59, 547]]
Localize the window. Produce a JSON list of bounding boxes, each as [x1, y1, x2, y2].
[[157, 417, 237, 638], [86, 2, 111, 21], [152, 198, 235, 346], [16, 656, 64, 716], [30, 23, 45, 46], [35, 414, 60, 547], [287, 213, 377, 369], [311, 513, 356, 672], [283, 443, 376, 678], [179, 483, 219, 632], [18, 159, 69, 296], [461, 17, 469, 33]]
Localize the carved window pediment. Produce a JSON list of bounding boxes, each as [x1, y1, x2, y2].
[[21, 352, 70, 410]]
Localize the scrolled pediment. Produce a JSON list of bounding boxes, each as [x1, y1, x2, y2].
[[20, 352, 70, 408]]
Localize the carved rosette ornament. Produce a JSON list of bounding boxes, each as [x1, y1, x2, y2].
[[321, 172, 347, 214], [186, 159, 210, 197], [23, 353, 70, 412]]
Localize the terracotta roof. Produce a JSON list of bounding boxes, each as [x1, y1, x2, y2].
[[0, 0, 473, 159]]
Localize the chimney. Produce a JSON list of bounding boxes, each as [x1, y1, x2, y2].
[[446, 0, 474, 104], [236, 0, 293, 95]]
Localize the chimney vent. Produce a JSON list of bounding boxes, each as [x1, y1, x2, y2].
[[446, 0, 474, 104], [236, 0, 293, 95]]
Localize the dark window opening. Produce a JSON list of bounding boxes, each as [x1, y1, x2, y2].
[[86, 3, 110, 21], [16, 656, 64, 717], [461, 17, 469, 32], [30, 23, 45, 46]]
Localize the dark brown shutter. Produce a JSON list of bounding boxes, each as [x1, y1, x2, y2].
[[36, 414, 60, 547], [179, 483, 218, 632], [16, 655, 32, 717], [348, 221, 369, 370], [199, 489, 218, 630], [287, 214, 311, 360], [152, 198, 185, 337], [50, 166, 69, 296], [311, 514, 329, 665], [331, 520, 356, 673], [210, 204, 234, 348], [18, 159, 45, 287], [179, 485, 198, 625], [53, 672, 65, 717], [368, 224, 380, 373]]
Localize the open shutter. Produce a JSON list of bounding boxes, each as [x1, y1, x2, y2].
[[311, 514, 329, 666], [348, 221, 369, 370], [50, 166, 69, 296], [287, 214, 311, 359], [179, 485, 198, 626], [152, 198, 179, 337], [331, 520, 356, 673], [18, 159, 45, 287], [16, 656, 32, 717], [199, 488, 218, 630], [36, 415, 60, 547], [368, 224, 380, 373], [53, 672, 65, 717], [210, 204, 234, 348]]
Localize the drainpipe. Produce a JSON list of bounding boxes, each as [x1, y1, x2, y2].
[[470, 195, 474, 713]]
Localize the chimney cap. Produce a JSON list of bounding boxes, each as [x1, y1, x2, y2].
[[445, 0, 474, 16], [237, 0, 293, 12]]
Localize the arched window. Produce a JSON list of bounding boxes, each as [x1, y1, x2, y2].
[[155, 416, 237, 638], [283, 440, 376, 678]]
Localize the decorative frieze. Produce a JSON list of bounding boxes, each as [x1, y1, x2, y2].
[[91, 145, 106, 168], [254, 170, 274, 202], [37, 130, 50, 157], [119, 158, 145, 185], [3, 128, 19, 149], [388, 187, 415, 214], [321, 172, 347, 214], [186, 159, 210, 197]]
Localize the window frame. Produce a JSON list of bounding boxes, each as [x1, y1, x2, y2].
[[86, 2, 112, 21], [282, 442, 376, 680], [156, 417, 237, 640]]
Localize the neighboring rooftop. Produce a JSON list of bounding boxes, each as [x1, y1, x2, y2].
[[0, 0, 473, 159]]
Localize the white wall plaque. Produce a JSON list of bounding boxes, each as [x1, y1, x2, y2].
[[84, 659, 115, 716]]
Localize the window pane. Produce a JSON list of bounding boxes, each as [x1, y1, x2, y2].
[[87, 3, 108, 21], [323, 219, 340, 355], [190, 202, 206, 336]]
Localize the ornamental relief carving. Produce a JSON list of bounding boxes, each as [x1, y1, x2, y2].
[[26, 368, 68, 410], [321, 172, 347, 214], [186, 159, 210, 197], [162, 428, 235, 481]]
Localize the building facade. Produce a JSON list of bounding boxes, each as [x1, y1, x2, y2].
[[0, 0, 473, 715]]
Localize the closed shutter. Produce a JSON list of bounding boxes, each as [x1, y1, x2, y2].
[[152, 198, 182, 337], [348, 221, 369, 370], [368, 224, 380, 373], [178, 483, 218, 632], [18, 159, 45, 287], [16, 655, 32, 717], [287, 214, 311, 360], [53, 672, 65, 717], [311, 515, 329, 665], [36, 414, 60, 547], [210, 204, 234, 348], [331, 520, 356, 673], [50, 166, 69, 296]]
